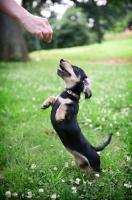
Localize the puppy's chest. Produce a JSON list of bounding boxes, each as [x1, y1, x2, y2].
[[52, 96, 73, 112], [51, 96, 77, 122], [58, 96, 73, 104]]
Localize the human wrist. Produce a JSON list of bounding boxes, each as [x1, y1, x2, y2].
[[14, 7, 30, 26]]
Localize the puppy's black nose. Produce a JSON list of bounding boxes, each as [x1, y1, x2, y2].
[[60, 58, 65, 62]]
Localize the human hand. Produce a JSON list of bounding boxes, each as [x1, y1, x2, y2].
[[21, 13, 53, 43], [0, 0, 53, 43]]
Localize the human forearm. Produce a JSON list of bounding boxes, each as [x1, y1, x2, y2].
[[0, 0, 29, 23], [0, 0, 53, 42]]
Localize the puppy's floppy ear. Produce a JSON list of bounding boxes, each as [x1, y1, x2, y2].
[[83, 78, 92, 99]]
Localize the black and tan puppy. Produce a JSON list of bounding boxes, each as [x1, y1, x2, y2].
[[41, 59, 112, 172]]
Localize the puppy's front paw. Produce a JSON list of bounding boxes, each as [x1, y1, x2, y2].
[[55, 112, 65, 122], [41, 104, 49, 110]]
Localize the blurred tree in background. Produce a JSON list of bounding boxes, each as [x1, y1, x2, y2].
[[0, 12, 30, 61], [42, 7, 96, 49]]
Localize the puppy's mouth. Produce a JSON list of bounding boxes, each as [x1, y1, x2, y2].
[[57, 60, 71, 77]]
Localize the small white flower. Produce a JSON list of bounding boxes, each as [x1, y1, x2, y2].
[[62, 179, 65, 182], [32, 97, 36, 101], [109, 124, 113, 127], [31, 164, 36, 169], [116, 132, 120, 136], [126, 156, 130, 161], [124, 182, 132, 188], [95, 173, 100, 177], [51, 193, 57, 199], [64, 162, 69, 168], [27, 191, 32, 198], [71, 161, 75, 166], [70, 179, 74, 183], [53, 167, 58, 171], [5, 191, 11, 198], [72, 186, 77, 194], [103, 109, 107, 113], [22, 108, 25, 112], [102, 117, 105, 121], [89, 124, 93, 128], [87, 181, 92, 185], [86, 118, 92, 123], [109, 170, 113, 174], [60, 150, 63, 153], [102, 169, 106, 173], [12, 192, 18, 197], [75, 178, 81, 185], [39, 188, 44, 193]]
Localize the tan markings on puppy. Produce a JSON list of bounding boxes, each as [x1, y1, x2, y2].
[[63, 62, 81, 88], [41, 96, 57, 110], [67, 148, 94, 172], [55, 96, 72, 121]]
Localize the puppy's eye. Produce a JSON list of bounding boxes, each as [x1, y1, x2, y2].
[[73, 66, 80, 76], [74, 66, 78, 71]]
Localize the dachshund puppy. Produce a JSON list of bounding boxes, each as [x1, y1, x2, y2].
[[41, 59, 112, 172]]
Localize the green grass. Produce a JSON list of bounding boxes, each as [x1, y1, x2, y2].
[[31, 36, 132, 61], [0, 37, 132, 200]]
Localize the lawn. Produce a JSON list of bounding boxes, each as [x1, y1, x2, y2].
[[0, 36, 132, 200]]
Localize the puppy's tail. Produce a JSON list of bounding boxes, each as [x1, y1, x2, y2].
[[94, 133, 113, 152]]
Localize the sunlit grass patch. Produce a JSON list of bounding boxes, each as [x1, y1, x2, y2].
[[30, 37, 132, 61], [0, 38, 132, 199]]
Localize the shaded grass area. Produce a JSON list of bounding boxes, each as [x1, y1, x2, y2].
[[0, 38, 132, 199]]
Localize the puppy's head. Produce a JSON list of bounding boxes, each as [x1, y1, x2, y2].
[[57, 59, 92, 98]]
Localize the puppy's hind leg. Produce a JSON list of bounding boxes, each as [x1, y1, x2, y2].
[[67, 148, 94, 172], [41, 96, 56, 110]]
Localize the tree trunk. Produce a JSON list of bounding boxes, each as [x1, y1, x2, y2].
[[0, 12, 30, 62]]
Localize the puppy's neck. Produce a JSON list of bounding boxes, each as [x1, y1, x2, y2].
[[65, 89, 80, 100]]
